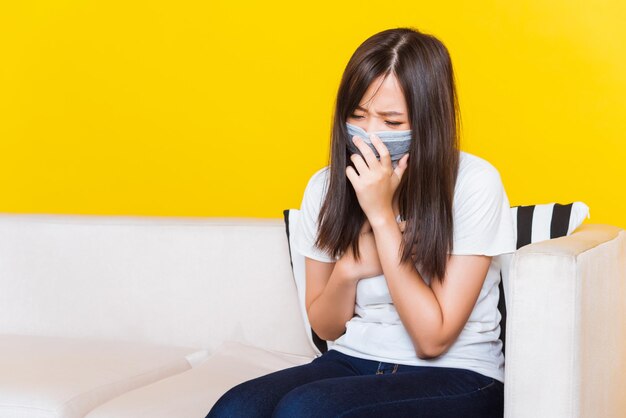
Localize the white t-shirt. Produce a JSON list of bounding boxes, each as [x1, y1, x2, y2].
[[292, 151, 517, 383]]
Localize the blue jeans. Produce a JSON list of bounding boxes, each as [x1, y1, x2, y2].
[[206, 348, 504, 417]]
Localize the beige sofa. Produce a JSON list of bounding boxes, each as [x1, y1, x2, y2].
[[0, 213, 624, 418]]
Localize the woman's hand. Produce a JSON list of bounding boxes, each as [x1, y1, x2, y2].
[[335, 217, 381, 283], [338, 225, 384, 283], [346, 134, 409, 225], [338, 217, 417, 284]]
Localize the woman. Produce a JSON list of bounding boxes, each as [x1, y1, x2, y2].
[[207, 26, 515, 418]]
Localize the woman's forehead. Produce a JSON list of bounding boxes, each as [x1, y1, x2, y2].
[[359, 74, 407, 112]]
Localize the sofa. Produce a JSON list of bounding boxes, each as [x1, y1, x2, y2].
[[0, 212, 624, 418]]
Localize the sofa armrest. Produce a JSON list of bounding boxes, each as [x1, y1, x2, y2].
[[504, 224, 626, 418]]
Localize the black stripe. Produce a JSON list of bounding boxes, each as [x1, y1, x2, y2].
[[282, 209, 294, 269], [312, 330, 328, 354], [497, 270, 506, 357], [516, 205, 535, 249], [550, 203, 573, 238]]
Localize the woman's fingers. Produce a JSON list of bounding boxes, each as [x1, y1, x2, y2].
[[370, 134, 392, 171], [351, 135, 379, 169], [349, 151, 369, 175]]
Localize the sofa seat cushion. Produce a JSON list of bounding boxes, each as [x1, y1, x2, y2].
[[85, 340, 316, 418], [0, 334, 209, 418]]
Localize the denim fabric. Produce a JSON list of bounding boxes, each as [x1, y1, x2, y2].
[[206, 348, 504, 418], [345, 122, 411, 162]]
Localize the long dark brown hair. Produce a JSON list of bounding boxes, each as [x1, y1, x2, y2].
[[314, 27, 461, 285]]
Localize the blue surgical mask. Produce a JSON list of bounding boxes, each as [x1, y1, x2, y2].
[[346, 122, 412, 164]]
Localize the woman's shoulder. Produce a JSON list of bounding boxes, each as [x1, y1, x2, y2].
[[454, 151, 506, 206], [310, 165, 330, 181], [457, 151, 504, 191], [458, 151, 501, 179], [304, 165, 331, 195], [452, 151, 516, 256], [298, 166, 331, 209]]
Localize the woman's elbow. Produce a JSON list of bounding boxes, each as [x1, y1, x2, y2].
[[415, 343, 446, 360], [309, 320, 345, 342], [313, 328, 344, 342]]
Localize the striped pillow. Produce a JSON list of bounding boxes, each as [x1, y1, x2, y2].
[[512, 202, 590, 248], [497, 202, 590, 355]]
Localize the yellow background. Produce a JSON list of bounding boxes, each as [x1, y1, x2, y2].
[[1, 1, 624, 228]]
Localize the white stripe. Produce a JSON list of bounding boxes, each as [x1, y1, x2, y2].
[[569, 202, 591, 234], [531, 203, 555, 243]]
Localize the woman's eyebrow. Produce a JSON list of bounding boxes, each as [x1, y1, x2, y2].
[[356, 105, 404, 116]]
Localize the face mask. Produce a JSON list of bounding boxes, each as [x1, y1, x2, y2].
[[345, 122, 412, 166]]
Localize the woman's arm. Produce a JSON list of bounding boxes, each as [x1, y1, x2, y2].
[[304, 258, 357, 342], [305, 223, 384, 341], [369, 212, 491, 359]]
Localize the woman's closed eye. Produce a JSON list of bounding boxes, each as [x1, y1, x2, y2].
[[349, 114, 403, 126]]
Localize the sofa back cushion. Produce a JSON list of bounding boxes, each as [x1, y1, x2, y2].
[[0, 213, 316, 357]]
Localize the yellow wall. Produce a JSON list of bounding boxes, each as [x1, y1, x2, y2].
[[1, 1, 624, 228]]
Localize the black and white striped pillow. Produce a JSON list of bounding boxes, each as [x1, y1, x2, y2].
[[511, 202, 590, 248], [497, 202, 590, 355]]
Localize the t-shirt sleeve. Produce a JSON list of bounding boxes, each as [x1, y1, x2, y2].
[[450, 163, 516, 256], [292, 168, 338, 263]]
